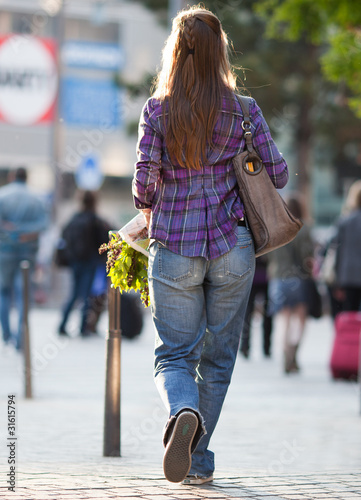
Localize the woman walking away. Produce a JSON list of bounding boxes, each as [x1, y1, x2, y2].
[[335, 180, 361, 311], [267, 195, 314, 374], [132, 5, 289, 485]]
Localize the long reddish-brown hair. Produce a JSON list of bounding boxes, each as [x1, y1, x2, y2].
[[153, 5, 237, 170]]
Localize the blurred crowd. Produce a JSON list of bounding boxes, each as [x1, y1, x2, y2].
[[239, 182, 361, 375], [0, 168, 143, 352], [0, 167, 360, 377]]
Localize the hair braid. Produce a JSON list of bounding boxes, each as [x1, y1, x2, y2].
[[183, 16, 196, 51], [182, 17, 196, 99]]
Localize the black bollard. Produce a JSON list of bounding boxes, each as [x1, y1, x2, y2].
[[103, 282, 121, 456], [21, 260, 32, 399]]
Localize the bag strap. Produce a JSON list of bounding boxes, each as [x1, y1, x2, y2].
[[235, 94, 254, 154]]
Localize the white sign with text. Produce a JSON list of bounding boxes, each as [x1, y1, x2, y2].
[[0, 35, 58, 125]]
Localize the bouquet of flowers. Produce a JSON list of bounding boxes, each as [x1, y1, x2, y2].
[[99, 214, 150, 307]]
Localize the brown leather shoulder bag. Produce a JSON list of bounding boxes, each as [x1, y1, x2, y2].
[[233, 95, 303, 257]]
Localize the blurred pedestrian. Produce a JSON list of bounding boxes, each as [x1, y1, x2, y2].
[[58, 191, 109, 337], [268, 194, 314, 374], [83, 257, 109, 336], [334, 180, 361, 311], [240, 255, 273, 359], [318, 234, 343, 318], [132, 6, 288, 484], [0, 167, 48, 350]]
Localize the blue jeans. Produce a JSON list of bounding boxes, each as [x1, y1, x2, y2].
[[59, 259, 98, 334], [0, 250, 35, 349], [148, 226, 255, 477]]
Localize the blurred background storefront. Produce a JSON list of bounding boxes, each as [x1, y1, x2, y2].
[[0, 0, 360, 229], [0, 0, 168, 227]]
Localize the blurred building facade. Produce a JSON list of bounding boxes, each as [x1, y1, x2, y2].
[[0, 0, 167, 199], [0, 0, 359, 232]]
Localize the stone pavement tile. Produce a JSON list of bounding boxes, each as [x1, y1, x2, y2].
[[173, 494, 230, 499], [213, 487, 289, 499], [163, 489, 211, 498], [191, 486, 236, 496], [200, 493, 236, 498], [228, 479, 274, 486], [116, 479, 165, 487], [211, 484, 254, 493], [280, 495, 314, 499], [267, 487, 325, 494], [232, 484, 289, 492], [328, 484, 361, 491], [135, 487, 175, 495], [103, 488, 145, 495], [141, 496, 198, 500], [255, 482, 301, 487], [271, 479, 318, 485], [312, 482, 338, 488], [97, 487, 147, 496], [0, 494, 32, 500], [302, 487, 352, 495], [248, 496, 290, 500], [2, 487, 32, 496], [164, 494, 212, 499], [45, 494, 102, 498], [286, 486, 332, 492], [142, 493, 210, 500], [310, 495, 343, 499], [225, 491, 258, 497], [74, 489, 137, 498], [159, 491, 211, 499], [166, 482, 218, 491], [333, 498, 361, 500], [262, 487, 309, 492], [335, 494, 361, 499], [317, 488, 354, 498], [8, 487, 139, 500], [241, 485, 300, 495], [233, 488, 282, 497]]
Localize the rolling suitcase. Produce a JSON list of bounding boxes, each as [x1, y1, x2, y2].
[[330, 312, 361, 380]]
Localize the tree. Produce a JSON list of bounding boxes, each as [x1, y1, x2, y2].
[[205, 1, 324, 201], [255, 0, 361, 118], [132, 0, 361, 221], [132, 0, 330, 204]]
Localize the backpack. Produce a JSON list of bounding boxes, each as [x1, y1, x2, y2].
[[62, 212, 99, 262], [54, 237, 71, 267]]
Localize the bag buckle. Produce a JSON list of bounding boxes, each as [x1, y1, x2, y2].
[[241, 120, 251, 131]]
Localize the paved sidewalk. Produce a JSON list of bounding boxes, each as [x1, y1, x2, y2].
[[0, 306, 360, 499]]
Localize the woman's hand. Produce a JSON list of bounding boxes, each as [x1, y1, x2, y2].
[[141, 208, 152, 229]]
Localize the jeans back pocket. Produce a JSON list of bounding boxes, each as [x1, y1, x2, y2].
[[153, 244, 194, 282]]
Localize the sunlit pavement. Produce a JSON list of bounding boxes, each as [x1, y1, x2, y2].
[[0, 306, 360, 499]]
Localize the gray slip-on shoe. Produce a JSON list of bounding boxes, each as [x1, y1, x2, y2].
[[163, 411, 198, 483]]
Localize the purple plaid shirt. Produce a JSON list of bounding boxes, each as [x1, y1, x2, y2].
[[133, 94, 288, 260]]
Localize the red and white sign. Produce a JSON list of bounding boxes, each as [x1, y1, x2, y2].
[[0, 35, 57, 125]]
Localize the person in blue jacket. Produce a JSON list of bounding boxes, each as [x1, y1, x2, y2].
[[0, 167, 48, 350]]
